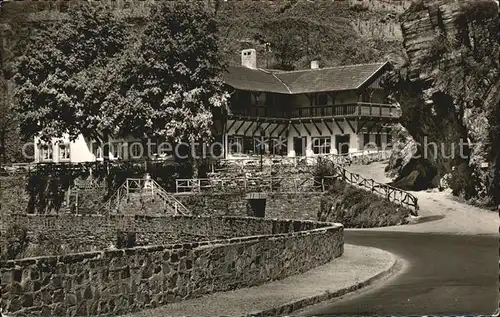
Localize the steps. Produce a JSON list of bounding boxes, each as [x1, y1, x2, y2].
[[98, 178, 190, 215]]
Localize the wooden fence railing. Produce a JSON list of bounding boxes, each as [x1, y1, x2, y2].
[[218, 150, 392, 170], [175, 162, 419, 213], [98, 178, 189, 215]]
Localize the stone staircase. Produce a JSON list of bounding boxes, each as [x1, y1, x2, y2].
[[98, 177, 190, 215]]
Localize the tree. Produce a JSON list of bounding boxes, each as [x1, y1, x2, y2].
[[13, 4, 129, 145], [260, 17, 307, 70], [0, 2, 32, 163], [106, 1, 228, 144], [14, 2, 228, 176]]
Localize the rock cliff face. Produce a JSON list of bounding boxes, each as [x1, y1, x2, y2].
[[384, 0, 499, 206]]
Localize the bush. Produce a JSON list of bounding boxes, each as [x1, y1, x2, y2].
[[19, 161, 194, 214], [448, 163, 479, 200], [1, 224, 29, 260], [0, 176, 29, 214], [318, 179, 410, 228], [349, 2, 369, 12]]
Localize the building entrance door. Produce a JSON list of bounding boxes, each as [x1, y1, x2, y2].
[[335, 135, 350, 155], [293, 137, 306, 156]]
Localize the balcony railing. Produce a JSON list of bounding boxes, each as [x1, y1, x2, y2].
[[229, 102, 400, 120]]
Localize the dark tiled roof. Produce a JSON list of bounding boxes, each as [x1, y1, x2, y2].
[[223, 66, 291, 94], [223, 62, 390, 94]]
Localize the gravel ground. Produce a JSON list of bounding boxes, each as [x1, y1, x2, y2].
[[122, 245, 398, 317], [346, 162, 499, 236]]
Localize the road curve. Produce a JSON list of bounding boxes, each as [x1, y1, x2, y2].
[[296, 231, 498, 315]]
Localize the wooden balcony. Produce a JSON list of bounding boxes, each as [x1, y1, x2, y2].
[[228, 102, 401, 121]]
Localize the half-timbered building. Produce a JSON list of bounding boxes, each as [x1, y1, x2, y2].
[[216, 49, 399, 159], [32, 49, 399, 163]]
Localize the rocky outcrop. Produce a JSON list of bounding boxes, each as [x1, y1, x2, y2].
[[384, 0, 500, 205], [384, 123, 417, 179]]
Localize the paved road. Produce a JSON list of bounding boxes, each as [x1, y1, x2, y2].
[[297, 231, 498, 315]]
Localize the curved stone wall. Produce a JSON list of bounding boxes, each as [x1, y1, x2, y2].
[[0, 217, 343, 316], [2, 214, 334, 256]]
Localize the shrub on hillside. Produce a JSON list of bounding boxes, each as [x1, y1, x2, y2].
[[318, 179, 410, 228], [1, 224, 29, 260], [0, 176, 29, 214], [448, 162, 480, 201]]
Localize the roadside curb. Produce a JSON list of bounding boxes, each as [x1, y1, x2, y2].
[[247, 251, 401, 317]]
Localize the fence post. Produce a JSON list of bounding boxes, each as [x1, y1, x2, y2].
[[66, 187, 71, 212], [321, 178, 325, 192], [75, 189, 79, 215]]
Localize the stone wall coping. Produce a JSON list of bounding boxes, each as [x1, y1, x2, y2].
[[0, 218, 343, 267], [5, 213, 338, 227], [173, 191, 327, 196]]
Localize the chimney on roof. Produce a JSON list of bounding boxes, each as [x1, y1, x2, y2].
[[241, 49, 257, 69], [310, 60, 320, 69]]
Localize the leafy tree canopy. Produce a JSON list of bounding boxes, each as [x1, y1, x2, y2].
[[105, 1, 228, 142], [14, 1, 228, 145], [1, 2, 34, 162], [14, 4, 129, 143]]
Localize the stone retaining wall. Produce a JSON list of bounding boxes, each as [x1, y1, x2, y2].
[[1, 214, 329, 257], [176, 192, 323, 220], [0, 218, 343, 316]]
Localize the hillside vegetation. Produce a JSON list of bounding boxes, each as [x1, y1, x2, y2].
[[0, 0, 412, 162], [215, 0, 408, 69]]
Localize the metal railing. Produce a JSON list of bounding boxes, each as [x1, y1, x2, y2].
[[98, 178, 189, 215], [229, 102, 401, 120]]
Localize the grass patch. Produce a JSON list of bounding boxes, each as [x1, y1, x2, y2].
[[0, 176, 29, 214]]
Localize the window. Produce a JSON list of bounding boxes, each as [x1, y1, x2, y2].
[[58, 144, 70, 161], [315, 93, 328, 106], [375, 134, 382, 148], [270, 137, 287, 155], [254, 137, 265, 154], [147, 138, 172, 159], [39, 144, 53, 161], [312, 137, 331, 155], [92, 142, 102, 159], [111, 142, 124, 159], [363, 134, 370, 146], [228, 136, 243, 154], [129, 142, 143, 159]]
